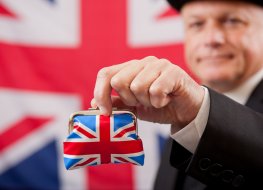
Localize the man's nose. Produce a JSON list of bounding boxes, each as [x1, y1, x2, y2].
[[203, 23, 225, 48]]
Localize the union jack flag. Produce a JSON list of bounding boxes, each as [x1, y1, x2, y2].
[[0, 0, 181, 189], [63, 113, 145, 170]]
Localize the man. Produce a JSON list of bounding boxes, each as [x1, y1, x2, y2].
[[91, 0, 263, 189], [154, 1, 263, 189]]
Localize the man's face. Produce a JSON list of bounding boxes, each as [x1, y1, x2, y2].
[[182, 1, 263, 92]]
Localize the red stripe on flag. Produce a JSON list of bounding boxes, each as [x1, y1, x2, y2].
[[85, 113, 134, 190], [74, 125, 97, 138], [64, 116, 143, 161], [76, 157, 97, 167], [0, 4, 16, 18], [64, 140, 143, 155], [99, 115, 111, 163], [0, 116, 52, 152], [88, 164, 134, 190], [113, 125, 136, 138], [116, 157, 132, 163], [83, 1, 135, 189], [157, 7, 178, 19]]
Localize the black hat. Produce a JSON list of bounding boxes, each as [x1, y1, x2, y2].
[[167, 0, 263, 11]]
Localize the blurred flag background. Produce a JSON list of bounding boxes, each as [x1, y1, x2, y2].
[[0, 0, 190, 189]]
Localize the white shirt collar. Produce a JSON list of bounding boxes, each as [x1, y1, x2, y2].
[[224, 68, 263, 105]]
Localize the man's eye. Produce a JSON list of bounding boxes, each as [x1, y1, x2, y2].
[[189, 21, 203, 29], [224, 18, 242, 25]]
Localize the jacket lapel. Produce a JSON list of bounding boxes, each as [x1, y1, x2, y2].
[[245, 79, 263, 113]]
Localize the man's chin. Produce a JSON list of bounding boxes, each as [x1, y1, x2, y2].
[[202, 79, 237, 93]]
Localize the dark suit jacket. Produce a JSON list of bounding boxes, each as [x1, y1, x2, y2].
[[154, 79, 263, 190]]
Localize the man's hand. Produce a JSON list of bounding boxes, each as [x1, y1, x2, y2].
[[91, 56, 205, 130]]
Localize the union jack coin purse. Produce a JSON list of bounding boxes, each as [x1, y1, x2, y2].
[[63, 108, 145, 170]]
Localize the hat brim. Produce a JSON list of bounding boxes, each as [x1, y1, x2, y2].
[[167, 0, 188, 11], [167, 0, 263, 11]]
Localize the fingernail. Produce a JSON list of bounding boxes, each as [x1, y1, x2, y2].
[[100, 107, 110, 116], [90, 99, 97, 108], [91, 103, 98, 109]]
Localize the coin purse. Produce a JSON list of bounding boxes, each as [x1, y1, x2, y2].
[[63, 108, 144, 170]]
